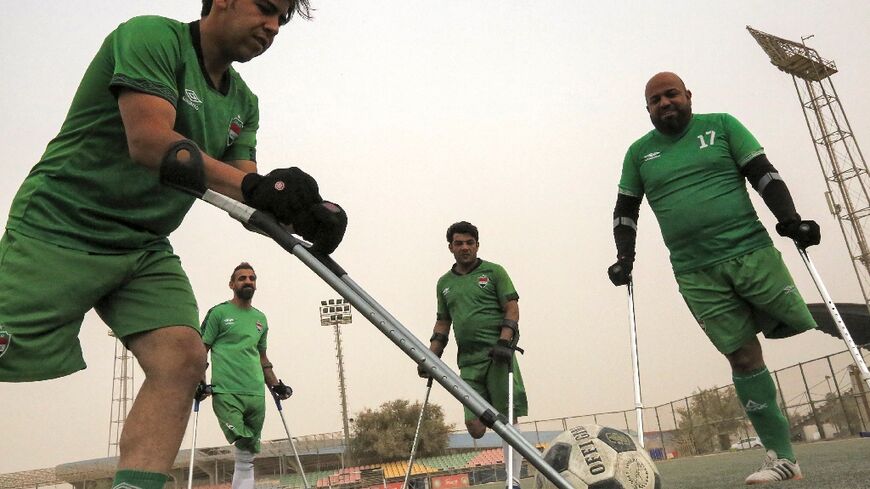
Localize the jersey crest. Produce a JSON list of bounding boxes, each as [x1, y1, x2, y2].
[[256, 320, 263, 332], [0, 328, 11, 358], [228, 115, 244, 147], [477, 275, 490, 289]]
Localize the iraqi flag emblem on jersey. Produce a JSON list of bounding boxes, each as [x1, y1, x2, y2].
[[227, 115, 244, 147], [0, 329, 10, 358], [256, 321, 263, 332], [478, 275, 490, 289]]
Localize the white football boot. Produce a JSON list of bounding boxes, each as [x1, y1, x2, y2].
[[745, 450, 803, 484]]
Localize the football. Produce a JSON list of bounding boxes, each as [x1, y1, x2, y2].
[[535, 424, 661, 489]]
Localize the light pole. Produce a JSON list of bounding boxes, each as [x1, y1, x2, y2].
[[319, 298, 353, 465]]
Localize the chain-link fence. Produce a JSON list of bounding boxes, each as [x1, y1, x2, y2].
[[4, 349, 868, 489], [515, 347, 870, 460]]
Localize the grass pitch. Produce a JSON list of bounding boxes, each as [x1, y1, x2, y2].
[[505, 437, 870, 489]]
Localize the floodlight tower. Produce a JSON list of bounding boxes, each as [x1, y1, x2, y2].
[[748, 26, 870, 311], [319, 298, 353, 462], [107, 332, 135, 456]]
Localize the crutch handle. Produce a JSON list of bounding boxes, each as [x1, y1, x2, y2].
[[271, 390, 284, 411]]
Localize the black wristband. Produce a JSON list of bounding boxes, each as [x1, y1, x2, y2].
[[430, 332, 449, 345], [500, 319, 519, 334], [262, 363, 274, 369]]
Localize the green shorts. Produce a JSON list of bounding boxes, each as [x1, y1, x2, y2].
[[0, 230, 199, 382], [675, 246, 817, 355], [212, 393, 266, 453], [460, 357, 528, 422]]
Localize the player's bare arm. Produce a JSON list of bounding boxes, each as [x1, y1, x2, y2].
[[229, 159, 258, 173], [429, 319, 452, 357], [500, 300, 519, 342], [262, 350, 292, 400], [260, 350, 279, 387], [118, 89, 247, 201], [418, 319, 451, 379]]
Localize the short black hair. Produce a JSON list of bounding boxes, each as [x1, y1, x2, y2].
[[231, 262, 255, 281], [446, 221, 479, 243], [202, 0, 313, 21]]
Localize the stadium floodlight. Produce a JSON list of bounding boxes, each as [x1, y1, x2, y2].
[[319, 298, 353, 464]]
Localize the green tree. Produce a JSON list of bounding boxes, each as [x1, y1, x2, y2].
[[674, 386, 747, 455], [818, 391, 862, 436], [350, 399, 454, 464]]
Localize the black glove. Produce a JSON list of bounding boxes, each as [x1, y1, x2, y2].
[[194, 382, 213, 402], [776, 219, 821, 249], [270, 379, 293, 400], [607, 257, 633, 286], [294, 201, 348, 255], [489, 339, 514, 363], [241, 168, 322, 225]]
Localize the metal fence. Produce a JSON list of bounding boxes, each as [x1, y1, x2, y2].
[[514, 346, 870, 460]]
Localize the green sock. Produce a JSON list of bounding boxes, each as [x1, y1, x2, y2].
[[112, 470, 168, 489], [733, 367, 795, 462]]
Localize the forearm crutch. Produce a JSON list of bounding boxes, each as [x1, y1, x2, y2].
[[797, 245, 870, 390], [187, 397, 202, 489], [271, 392, 310, 489], [506, 359, 514, 489], [182, 187, 574, 489], [402, 378, 433, 489], [627, 279, 645, 447]]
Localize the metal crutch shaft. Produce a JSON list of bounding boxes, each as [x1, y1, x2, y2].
[[187, 399, 201, 489], [272, 393, 310, 489], [796, 246, 870, 390], [507, 359, 514, 489], [193, 189, 574, 489], [627, 279, 645, 448], [402, 378, 433, 489]]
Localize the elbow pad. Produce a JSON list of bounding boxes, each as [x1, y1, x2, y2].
[[159, 139, 207, 196], [741, 155, 798, 223], [613, 193, 641, 259]]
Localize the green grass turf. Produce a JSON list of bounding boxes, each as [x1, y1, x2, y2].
[[653, 437, 870, 489], [500, 437, 870, 489]]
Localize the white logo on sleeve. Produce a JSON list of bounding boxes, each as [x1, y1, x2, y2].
[[641, 152, 661, 163], [182, 89, 203, 111]]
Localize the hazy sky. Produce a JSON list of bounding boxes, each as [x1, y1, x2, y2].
[[2, 0, 870, 474]]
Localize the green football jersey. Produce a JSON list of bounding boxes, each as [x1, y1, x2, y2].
[[6, 16, 259, 253], [202, 301, 269, 396], [436, 259, 519, 367], [618, 113, 772, 273]]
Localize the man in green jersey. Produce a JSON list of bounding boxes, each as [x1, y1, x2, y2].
[[422, 221, 527, 489], [0, 2, 345, 488], [200, 262, 292, 489], [609, 72, 821, 484]]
